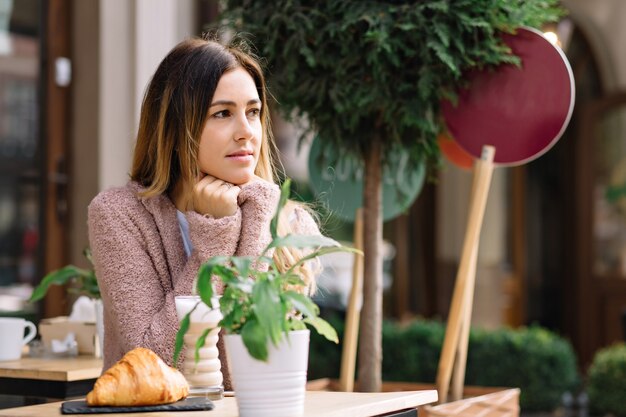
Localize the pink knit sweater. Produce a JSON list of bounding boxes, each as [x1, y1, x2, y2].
[[87, 180, 319, 389]]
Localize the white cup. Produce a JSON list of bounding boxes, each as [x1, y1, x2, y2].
[[0, 318, 37, 361]]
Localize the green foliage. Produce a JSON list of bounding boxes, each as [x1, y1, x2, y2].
[[29, 248, 100, 301], [382, 319, 445, 383], [308, 313, 345, 379], [588, 343, 626, 417], [215, 0, 563, 177], [465, 325, 579, 411], [309, 317, 578, 412], [174, 179, 359, 364]]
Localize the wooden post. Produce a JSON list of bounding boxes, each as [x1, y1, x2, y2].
[[339, 209, 364, 392], [436, 146, 495, 403]]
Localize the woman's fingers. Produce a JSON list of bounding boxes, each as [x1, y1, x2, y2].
[[192, 175, 240, 218], [194, 175, 218, 192], [223, 184, 241, 200]]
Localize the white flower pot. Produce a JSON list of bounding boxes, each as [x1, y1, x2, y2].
[[224, 329, 310, 417]]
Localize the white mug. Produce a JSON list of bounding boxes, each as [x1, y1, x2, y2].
[[0, 318, 37, 361]]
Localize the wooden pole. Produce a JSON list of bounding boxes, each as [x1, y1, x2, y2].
[[450, 155, 482, 402], [339, 208, 364, 392], [450, 243, 478, 401], [436, 146, 495, 403]]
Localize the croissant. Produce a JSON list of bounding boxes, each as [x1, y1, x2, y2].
[[86, 347, 189, 406]]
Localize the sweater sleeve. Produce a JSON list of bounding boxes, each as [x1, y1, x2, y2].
[[235, 180, 280, 257], [290, 204, 321, 237], [177, 210, 242, 295], [88, 190, 241, 369]]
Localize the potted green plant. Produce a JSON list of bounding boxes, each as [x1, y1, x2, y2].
[[174, 179, 359, 417], [215, 0, 564, 391], [29, 249, 103, 355], [29, 248, 99, 302]]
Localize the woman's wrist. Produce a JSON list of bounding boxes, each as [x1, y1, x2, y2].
[[237, 180, 280, 208]]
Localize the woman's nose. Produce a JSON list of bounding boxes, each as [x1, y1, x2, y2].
[[235, 114, 255, 141]]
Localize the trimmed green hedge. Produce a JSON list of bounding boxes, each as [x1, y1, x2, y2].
[[588, 343, 626, 417], [464, 326, 579, 411], [309, 316, 579, 412]]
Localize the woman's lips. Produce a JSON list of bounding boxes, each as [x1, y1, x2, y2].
[[226, 152, 254, 162]]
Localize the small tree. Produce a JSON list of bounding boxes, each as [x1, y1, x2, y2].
[[216, 0, 562, 391]]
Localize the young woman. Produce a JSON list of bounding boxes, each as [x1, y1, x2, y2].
[[87, 37, 320, 390]]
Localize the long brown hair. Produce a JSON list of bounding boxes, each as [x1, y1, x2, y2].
[[130, 37, 318, 290], [131, 38, 275, 197]]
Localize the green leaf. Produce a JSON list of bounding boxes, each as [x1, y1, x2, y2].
[[423, 0, 448, 12], [283, 274, 306, 287], [304, 316, 339, 344], [267, 234, 342, 250], [270, 178, 291, 239], [397, 23, 417, 31], [196, 264, 215, 307], [80, 278, 100, 299], [29, 266, 91, 302], [241, 317, 269, 361], [283, 291, 319, 318], [300, 45, 317, 67], [286, 245, 361, 276], [205, 256, 231, 267], [219, 289, 242, 329], [253, 279, 284, 346], [231, 257, 252, 278], [224, 275, 254, 293], [83, 247, 94, 265], [427, 40, 458, 75], [195, 327, 213, 364], [173, 311, 192, 366], [433, 22, 450, 48], [213, 265, 239, 286], [289, 319, 307, 331]]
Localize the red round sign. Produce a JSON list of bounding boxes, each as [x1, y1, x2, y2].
[[441, 27, 574, 166]]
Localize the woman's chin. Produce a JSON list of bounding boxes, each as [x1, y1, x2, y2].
[[228, 173, 254, 186]]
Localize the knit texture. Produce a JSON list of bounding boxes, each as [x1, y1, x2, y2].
[[88, 180, 319, 390]]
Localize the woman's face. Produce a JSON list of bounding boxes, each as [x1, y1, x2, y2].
[[198, 67, 262, 185]]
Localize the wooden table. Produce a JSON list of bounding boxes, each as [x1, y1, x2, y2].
[[0, 356, 102, 399], [0, 390, 438, 417]]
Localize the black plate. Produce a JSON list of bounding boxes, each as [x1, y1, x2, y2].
[[61, 397, 214, 414]]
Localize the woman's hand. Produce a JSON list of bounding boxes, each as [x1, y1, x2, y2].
[[192, 175, 241, 218], [236, 175, 280, 207]]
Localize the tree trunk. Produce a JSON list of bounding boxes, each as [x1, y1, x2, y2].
[[357, 137, 383, 392]]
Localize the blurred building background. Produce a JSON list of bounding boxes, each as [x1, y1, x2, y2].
[[1, 0, 625, 368]]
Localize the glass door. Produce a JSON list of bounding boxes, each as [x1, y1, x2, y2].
[[593, 105, 626, 277], [575, 92, 626, 366], [0, 0, 42, 320]]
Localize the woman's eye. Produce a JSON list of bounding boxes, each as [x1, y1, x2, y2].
[[247, 108, 261, 118], [213, 110, 230, 118]]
